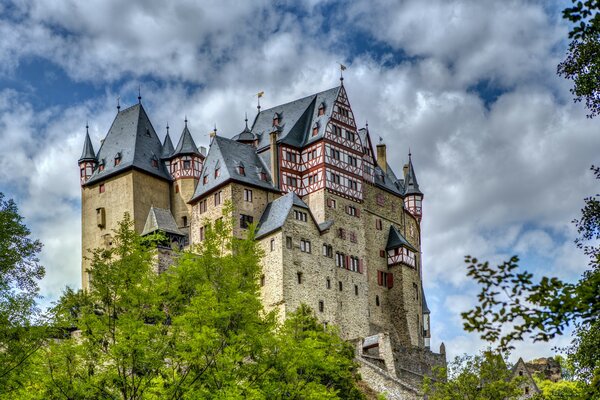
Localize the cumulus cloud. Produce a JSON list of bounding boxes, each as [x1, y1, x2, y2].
[[0, 0, 596, 361]]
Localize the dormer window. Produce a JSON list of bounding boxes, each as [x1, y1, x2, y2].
[[260, 172, 267, 181], [312, 122, 319, 137], [318, 102, 326, 116], [151, 156, 159, 168], [203, 175, 208, 185], [98, 164, 105, 172], [237, 163, 245, 176], [272, 112, 281, 126], [214, 168, 220, 178], [114, 152, 122, 166]]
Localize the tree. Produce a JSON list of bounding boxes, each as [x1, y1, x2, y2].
[[533, 377, 587, 400], [557, 1, 600, 118], [0, 192, 45, 395], [422, 351, 523, 400], [461, 166, 600, 398], [15, 209, 364, 399]]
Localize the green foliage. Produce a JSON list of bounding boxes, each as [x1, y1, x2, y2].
[[0, 193, 45, 395], [9, 209, 363, 399], [423, 351, 523, 400], [533, 377, 587, 400], [558, 1, 600, 118]]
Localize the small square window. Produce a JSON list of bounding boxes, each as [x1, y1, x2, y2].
[[318, 300, 324, 312], [286, 236, 292, 249], [297, 272, 303, 284], [99, 183, 105, 193]]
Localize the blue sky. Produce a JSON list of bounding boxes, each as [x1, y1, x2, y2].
[[0, 0, 597, 363]]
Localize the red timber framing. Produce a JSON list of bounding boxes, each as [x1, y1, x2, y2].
[[387, 247, 416, 268], [167, 155, 203, 180], [279, 143, 326, 196]]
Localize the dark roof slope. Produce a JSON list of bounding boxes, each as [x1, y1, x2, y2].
[[190, 136, 275, 202], [161, 132, 175, 158], [141, 206, 184, 236], [374, 165, 404, 196], [173, 124, 201, 156], [85, 104, 171, 185], [386, 225, 418, 252], [422, 286, 430, 314], [404, 155, 422, 196], [256, 192, 309, 238], [232, 117, 257, 142], [250, 86, 341, 151], [79, 129, 96, 162]]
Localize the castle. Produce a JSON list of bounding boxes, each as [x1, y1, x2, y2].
[[79, 82, 445, 398]]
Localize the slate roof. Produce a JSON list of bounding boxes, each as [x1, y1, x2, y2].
[[161, 132, 175, 159], [422, 286, 430, 314], [374, 165, 404, 197], [404, 155, 422, 196], [249, 86, 341, 151], [232, 117, 257, 142], [386, 225, 418, 252], [190, 136, 275, 202], [255, 192, 309, 238], [173, 124, 201, 156], [85, 104, 171, 185], [79, 129, 96, 162], [141, 206, 184, 236]]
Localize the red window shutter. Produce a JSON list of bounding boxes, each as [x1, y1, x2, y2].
[[345, 255, 350, 269], [377, 271, 383, 286], [387, 273, 394, 289], [359, 259, 364, 274]]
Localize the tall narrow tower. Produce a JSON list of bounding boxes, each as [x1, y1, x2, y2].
[[79, 103, 171, 289], [163, 120, 204, 235], [403, 154, 423, 221]]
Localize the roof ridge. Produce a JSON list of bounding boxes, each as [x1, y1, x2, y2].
[[257, 86, 341, 114]]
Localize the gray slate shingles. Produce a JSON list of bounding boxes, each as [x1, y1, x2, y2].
[[85, 104, 171, 185], [386, 224, 417, 252], [190, 136, 275, 202], [255, 192, 309, 238], [141, 206, 184, 236], [162, 132, 175, 158], [79, 130, 96, 162], [173, 125, 201, 156]]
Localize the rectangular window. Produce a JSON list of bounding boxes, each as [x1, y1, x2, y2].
[[240, 214, 253, 229], [183, 160, 191, 169], [377, 271, 394, 288], [297, 272, 302, 284], [355, 284, 359, 296], [244, 188, 253, 202], [214, 168, 220, 178], [270, 238, 275, 252], [286, 236, 292, 249], [300, 239, 311, 253], [346, 205, 357, 216], [319, 300, 324, 312], [327, 198, 336, 209], [294, 210, 307, 222], [349, 232, 357, 243], [322, 243, 328, 256], [182, 216, 187, 227], [338, 281, 343, 291], [214, 191, 222, 206], [376, 219, 382, 230], [199, 226, 205, 241], [376, 193, 385, 206], [338, 228, 346, 240], [203, 175, 208, 185], [260, 275, 265, 286], [99, 183, 105, 193], [326, 278, 331, 289]]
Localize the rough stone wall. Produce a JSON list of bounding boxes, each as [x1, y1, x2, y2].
[[189, 184, 232, 244], [257, 231, 285, 321], [279, 205, 370, 340], [362, 183, 423, 348], [392, 345, 446, 388], [81, 170, 170, 290], [513, 361, 541, 399], [525, 358, 562, 382], [171, 178, 197, 232], [230, 183, 278, 238], [131, 170, 171, 234], [82, 172, 134, 289]]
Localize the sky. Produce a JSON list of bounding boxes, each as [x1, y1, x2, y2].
[[0, 0, 597, 364]]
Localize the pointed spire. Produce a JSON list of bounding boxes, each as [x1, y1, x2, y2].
[[404, 151, 422, 196], [138, 85, 142, 103], [184, 116, 188, 127], [162, 124, 175, 159], [117, 96, 121, 112], [79, 124, 96, 163], [339, 63, 347, 84], [173, 120, 201, 156], [245, 112, 249, 129]]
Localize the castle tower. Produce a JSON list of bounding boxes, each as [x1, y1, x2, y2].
[[78, 125, 96, 185], [164, 120, 204, 236], [403, 153, 423, 221], [79, 103, 171, 289]]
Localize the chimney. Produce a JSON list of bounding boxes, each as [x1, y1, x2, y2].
[[200, 146, 207, 156], [270, 130, 279, 188], [377, 143, 387, 173]]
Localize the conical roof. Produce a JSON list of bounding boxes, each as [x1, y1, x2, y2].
[[233, 117, 257, 142], [162, 132, 175, 158], [84, 103, 171, 185], [173, 123, 201, 156], [386, 225, 418, 252], [141, 206, 183, 236], [404, 154, 422, 196], [78, 128, 96, 162]]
